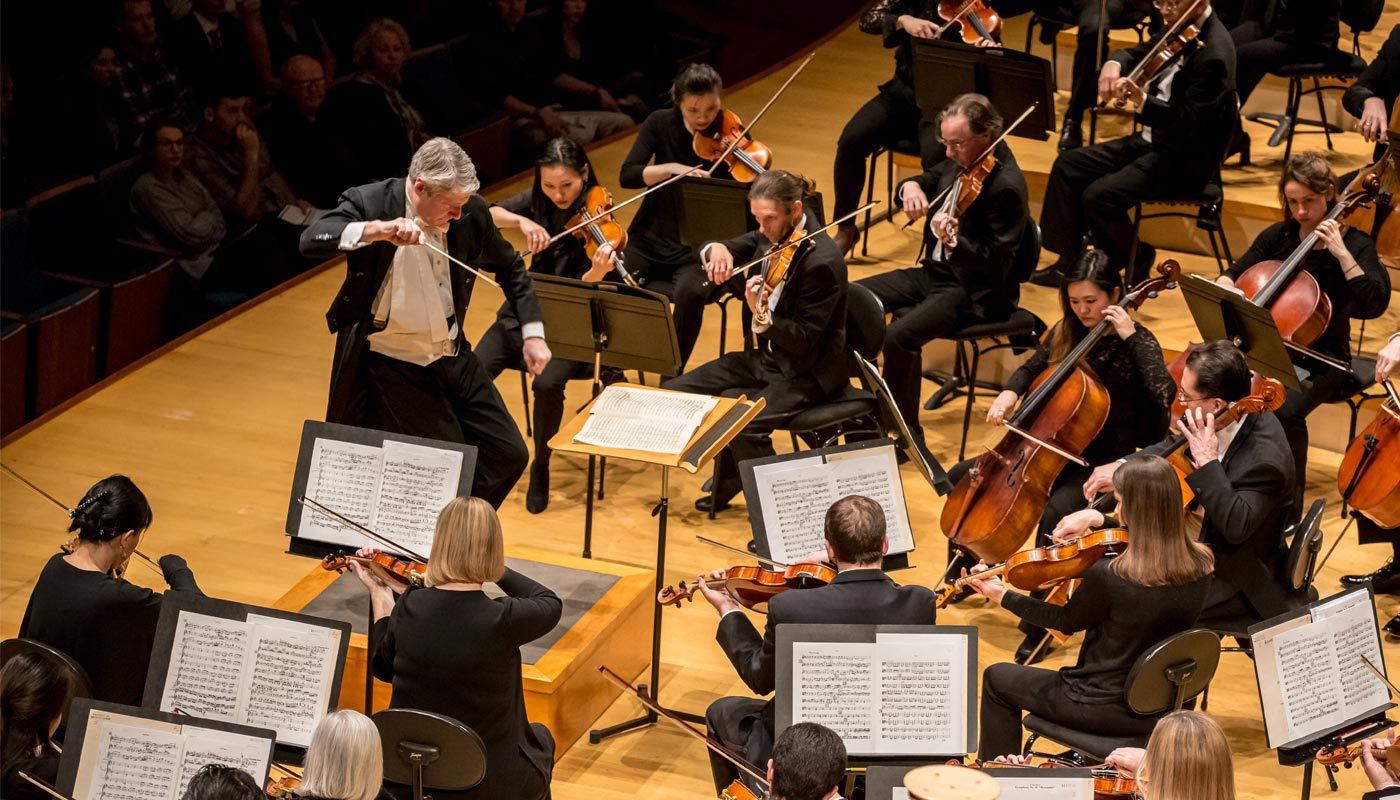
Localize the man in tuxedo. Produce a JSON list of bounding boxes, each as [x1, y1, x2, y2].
[[766, 723, 847, 800], [695, 495, 938, 793], [1078, 340, 1301, 622], [300, 137, 550, 507], [1032, 0, 1236, 286], [662, 169, 848, 512]]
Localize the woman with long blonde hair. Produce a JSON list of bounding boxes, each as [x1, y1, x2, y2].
[[1105, 710, 1236, 800], [966, 456, 1215, 758], [350, 497, 562, 800]]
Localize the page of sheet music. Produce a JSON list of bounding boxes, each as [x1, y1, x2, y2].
[[589, 385, 718, 426], [159, 612, 248, 721], [82, 721, 184, 800], [875, 633, 966, 755], [175, 727, 271, 800], [299, 438, 384, 548], [372, 440, 462, 557], [792, 641, 878, 754], [574, 414, 697, 454], [241, 614, 340, 748], [828, 448, 913, 552]]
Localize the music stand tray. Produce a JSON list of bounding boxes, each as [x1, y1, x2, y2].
[[1179, 275, 1301, 389]]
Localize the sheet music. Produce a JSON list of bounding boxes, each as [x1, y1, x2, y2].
[[572, 386, 719, 454], [85, 722, 184, 800], [160, 612, 248, 720], [299, 438, 383, 547], [792, 642, 877, 754], [574, 414, 697, 454], [175, 728, 272, 799], [993, 776, 1093, 799], [371, 440, 462, 557]]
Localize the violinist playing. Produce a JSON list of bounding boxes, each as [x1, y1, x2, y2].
[[965, 456, 1213, 759], [1032, 0, 1236, 287], [19, 475, 203, 707], [478, 137, 626, 515], [856, 93, 1029, 461], [766, 723, 848, 800], [692, 496, 938, 795], [662, 170, 847, 514], [1217, 152, 1391, 522], [1077, 341, 1302, 626], [1100, 710, 1238, 800]]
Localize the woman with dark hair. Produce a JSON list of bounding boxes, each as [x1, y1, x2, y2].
[[130, 117, 229, 285], [19, 475, 202, 706], [0, 653, 68, 800], [967, 456, 1214, 758], [180, 763, 262, 800], [477, 137, 621, 513]]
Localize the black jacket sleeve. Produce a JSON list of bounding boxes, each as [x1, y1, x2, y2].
[[300, 184, 370, 260], [1185, 455, 1287, 546], [764, 246, 843, 358], [1000, 567, 1112, 634], [1344, 26, 1400, 117], [620, 113, 665, 189], [497, 567, 564, 647], [943, 179, 1025, 296], [715, 610, 775, 695], [1131, 47, 1230, 135]]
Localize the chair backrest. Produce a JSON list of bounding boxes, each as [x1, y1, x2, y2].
[[24, 176, 104, 275], [1012, 219, 1042, 284], [0, 210, 46, 313], [95, 156, 146, 240], [845, 282, 886, 366], [0, 638, 95, 724], [372, 708, 487, 791], [1123, 628, 1221, 715], [1289, 498, 1327, 591], [1340, 0, 1384, 35]]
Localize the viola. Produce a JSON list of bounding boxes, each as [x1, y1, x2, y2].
[[1231, 176, 1380, 352], [933, 153, 996, 249], [753, 222, 810, 328], [1158, 377, 1287, 505], [1106, 0, 1208, 109], [693, 108, 773, 183], [1344, 99, 1400, 269], [1316, 741, 1399, 771], [565, 185, 639, 288], [658, 562, 836, 611], [265, 775, 300, 799], [936, 528, 1129, 607], [934, 0, 1002, 45], [321, 552, 427, 589], [940, 260, 1180, 563], [1337, 380, 1400, 528]]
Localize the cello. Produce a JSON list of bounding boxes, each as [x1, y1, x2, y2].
[[1336, 379, 1400, 528], [1344, 99, 1400, 269], [940, 260, 1180, 564]]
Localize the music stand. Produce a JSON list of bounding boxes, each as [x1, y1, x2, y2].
[[676, 176, 754, 247], [1179, 275, 1303, 388], [856, 354, 952, 496], [373, 709, 486, 800], [531, 274, 681, 559], [911, 39, 1055, 139]]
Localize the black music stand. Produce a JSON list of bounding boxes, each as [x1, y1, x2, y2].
[[676, 176, 754, 247], [911, 39, 1055, 138], [531, 274, 681, 558], [373, 709, 486, 800], [1179, 275, 1304, 388], [857, 354, 952, 496]]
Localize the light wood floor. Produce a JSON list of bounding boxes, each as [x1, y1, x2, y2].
[[4, 13, 1400, 800]]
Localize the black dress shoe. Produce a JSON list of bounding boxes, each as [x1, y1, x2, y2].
[[695, 495, 733, 513], [1015, 632, 1054, 665], [1058, 122, 1083, 152], [1385, 613, 1399, 638], [525, 460, 549, 514], [1341, 559, 1400, 594], [1225, 129, 1251, 167], [1028, 264, 1065, 288]]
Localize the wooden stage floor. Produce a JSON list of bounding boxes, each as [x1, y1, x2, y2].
[[3, 13, 1399, 800]]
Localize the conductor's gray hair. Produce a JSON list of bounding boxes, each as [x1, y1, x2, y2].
[[408, 137, 480, 195]]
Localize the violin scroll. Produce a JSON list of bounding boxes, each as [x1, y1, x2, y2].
[[657, 580, 697, 607]]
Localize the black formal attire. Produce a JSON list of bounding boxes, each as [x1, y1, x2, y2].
[[618, 107, 737, 367], [1040, 11, 1236, 278], [706, 568, 938, 792], [833, 1, 947, 226], [370, 569, 562, 800], [857, 142, 1028, 442], [322, 77, 425, 185], [18, 553, 201, 706], [1231, 0, 1341, 107], [300, 179, 543, 508], [1042, 0, 1157, 128], [1364, 785, 1400, 800], [1, 751, 59, 800], [1344, 25, 1400, 162], [258, 100, 362, 208], [1224, 220, 1390, 516], [170, 8, 257, 97], [1136, 411, 1300, 621], [661, 222, 848, 503], [979, 558, 1210, 757]]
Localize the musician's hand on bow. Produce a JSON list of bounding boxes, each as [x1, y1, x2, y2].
[[522, 336, 552, 376], [1360, 97, 1388, 144], [1110, 77, 1144, 108], [962, 562, 1006, 605], [1180, 406, 1219, 465], [696, 569, 741, 616], [931, 211, 958, 248], [1097, 61, 1123, 103], [705, 244, 736, 284], [900, 182, 930, 223], [992, 754, 1034, 765], [1375, 333, 1400, 382], [365, 217, 425, 247], [1315, 218, 1351, 260], [1082, 462, 1119, 500], [1052, 509, 1104, 544], [745, 275, 764, 315], [1360, 729, 1399, 790], [583, 243, 614, 283], [897, 13, 938, 38], [519, 217, 550, 254], [1105, 748, 1146, 780], [986, 390, 1017, 426], [1102, 305, 1136, 340]]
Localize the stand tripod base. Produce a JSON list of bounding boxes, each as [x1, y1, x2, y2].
[[589, 683, 706, 743]]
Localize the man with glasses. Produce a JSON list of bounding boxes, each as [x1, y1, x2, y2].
[[259, 54, 360, 206], [1031, 0, 1235, 287], [1069, 340, 1303, 624], [856, 93, 1028, 458]]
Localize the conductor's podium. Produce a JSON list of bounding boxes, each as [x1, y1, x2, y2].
[[274, 544, 653, 757]]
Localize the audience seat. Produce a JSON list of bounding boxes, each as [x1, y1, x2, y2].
[[1, 321, 30, 436]]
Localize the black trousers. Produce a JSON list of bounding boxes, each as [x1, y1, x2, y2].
[[857, 268, 983, 442], [979, 663, 1159, 757], [1274, 363, 1353, 520], [1231, 21, 1338, 105], [833, 89, 944, 221], [662, 350, 824, 500], [1040, 135, 1211, 275], [644, 264, 749, 370], [364, 350, 530, 508], [705, 696, 771, 795], [474, 320, 595, 476], [1042, 0, 1155, 121]]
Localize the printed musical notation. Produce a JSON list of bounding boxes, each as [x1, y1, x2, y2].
[[89, 724, 183, 800], [572, 386, 719, 454], [73, 711, 271, 800]]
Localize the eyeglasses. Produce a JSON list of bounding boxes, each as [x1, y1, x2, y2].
[[1176, 389, 1218, 405], [289, 78, 326, 90]]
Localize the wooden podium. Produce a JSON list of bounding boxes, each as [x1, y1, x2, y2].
[[550, 383, 765, 742]]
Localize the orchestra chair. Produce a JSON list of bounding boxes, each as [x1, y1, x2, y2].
[[1125, 92, 1240, 285], [373, 708, 487, 800], [1022, 627, 1221, 762], [922, 220, 1048, 461], [1, 321, 29, 436], [0, 638, 94, 725], [1244, 0, 1381, 164], [1021, 7, 1153, 91], [1199, 498, 1326, 710], [859, 137, 921, 257]]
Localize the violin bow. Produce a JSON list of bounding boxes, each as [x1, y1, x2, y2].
[[703, 201, 880, 287], [1361, 654, 1400, 698], [695, 535, 790, 569], [901, 102, 1039, 229], [597, 665, 772, 791], [415, 238, 500, 288], [297, 495, 429, 564], [1111, 0, 1207, 105], [17, 772, 75, 800], [547, 52, 818, 246], [1, 463, 164, 578]]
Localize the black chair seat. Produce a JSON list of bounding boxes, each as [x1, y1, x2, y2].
[[888, 137, 920, 157], [1023, 715, 1150, 761], [786, 386, 877, 433], [1147, 181, 1223, 207], [950, 308, 1040, 342], [1273, 54, 1366, 78]]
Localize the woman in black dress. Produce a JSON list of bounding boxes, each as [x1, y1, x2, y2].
[[352, 497, 562, 800], [967, 455, 1214, 758], [19, 475, 202, 706], [477, 136, 621, 514], [0, 652, 67, 800]]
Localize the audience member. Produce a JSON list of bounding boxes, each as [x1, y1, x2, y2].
[[324, 18, 427, 183], [114, 0, 196, 130], [259, 54, 358, 205], [179, 764, 262, 800], [169, 0, 259, 97], [185, 88, 307, 225], [537, 0, 652, 122], [130, 119, 227, 283], [160, 0, 278, 92], [261, 0, 336, 81], [40, 39, 132, 185]]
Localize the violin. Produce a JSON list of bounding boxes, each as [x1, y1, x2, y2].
[[753, 221, 810, 328], [693, 108, 773, 183], [265, 775, 300, 799], [1158, 377, 1287, 505], [658, 562, 836, 611], [565, 185, 639, 288], [934, 0, 1001, 45], [1106, 0, 1208, 110], [321, 552, 427, 589], [1337, 380, 1400, 528], [941, 260, 1180, 563], [936, 528, 1129, 608], [1316, 741, 1399, 771], [1344, 99, 1400, 269], [933, 152, 996, 249], [1231, 176, 1380, 353]]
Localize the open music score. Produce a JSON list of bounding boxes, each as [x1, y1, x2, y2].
[[573, 385, 719, 454]]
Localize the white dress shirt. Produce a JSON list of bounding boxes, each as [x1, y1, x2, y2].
[[1140, 8, 1211, 145], [700, 212, 814, 335]]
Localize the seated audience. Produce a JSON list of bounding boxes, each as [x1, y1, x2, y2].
[[180, 764, 262, 800], [130, 118, 228, 283], [261, 0, 336, 82], [0, 652, 68, 800], [160, 0, 277, 92], [186, 87, 308, 225], [44, 38, 131, 181], [114, 0, 196, 130], [259, 54, 358, 206], [170, 0, 258, 97], [323, 18, 427, 183], [536, 0, 652, 122]]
